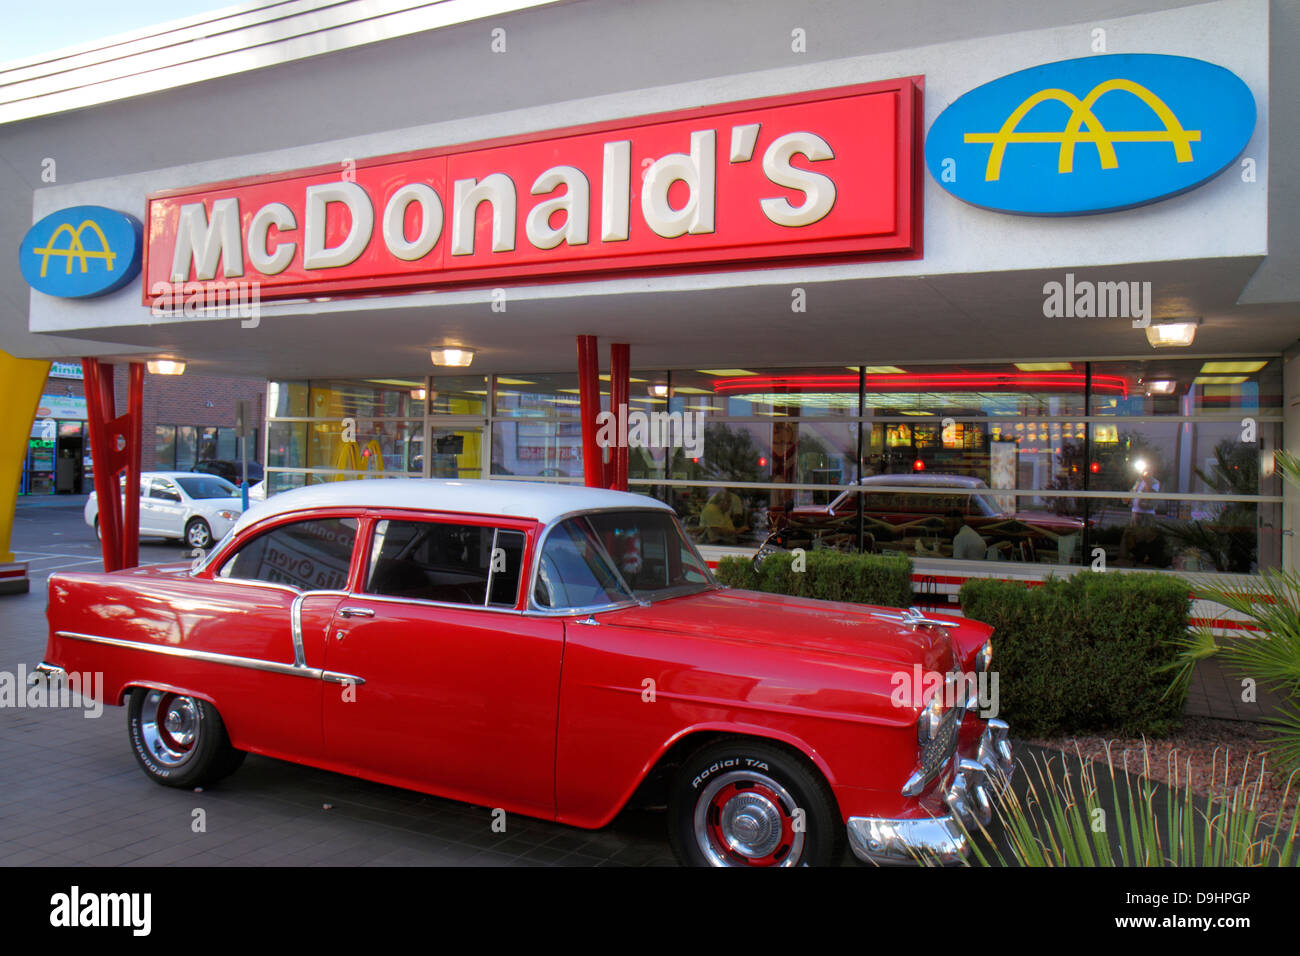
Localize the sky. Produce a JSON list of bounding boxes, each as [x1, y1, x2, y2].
[[0, 0, 235, 65]]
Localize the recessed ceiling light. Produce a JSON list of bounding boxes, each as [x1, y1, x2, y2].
[[1199, 361, 1266, 374], [863, 365, 907, 374], [1015, 362, 1073, 371], [495, 377, 536, 385], [671, 386, 713, 394], [697, 369, 756, 376], [147, 360, 185, 375], [1146, 380, 1176, 395], [1194, 375, 1248, 385]]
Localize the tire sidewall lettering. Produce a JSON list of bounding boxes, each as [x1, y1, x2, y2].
[[691, 756, 771, 790]]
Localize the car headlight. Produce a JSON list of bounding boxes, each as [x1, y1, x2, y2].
[[976, 638, 993, 673], [217, 510, 241, 521], [917, 692, 945, 743]]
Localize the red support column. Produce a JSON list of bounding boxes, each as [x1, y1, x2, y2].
[[123, 363, 144, 569], [82, 358, 145, 571], [576, 335, 605, 489], [610, 343, 630, 492]]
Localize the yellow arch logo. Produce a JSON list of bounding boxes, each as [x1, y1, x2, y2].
[[963, 79, 1201, 182], [31, 220, 117, 276]]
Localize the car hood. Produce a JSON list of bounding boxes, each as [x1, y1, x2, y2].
[[602, 588, 954, 672]]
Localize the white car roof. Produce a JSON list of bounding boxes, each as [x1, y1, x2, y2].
[[226, 478, 673, 537]]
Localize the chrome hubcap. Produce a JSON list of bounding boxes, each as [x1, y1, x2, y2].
[[141, 690, 199, 767], [188, 524, 209, 546], [693, 769, 805, 866]]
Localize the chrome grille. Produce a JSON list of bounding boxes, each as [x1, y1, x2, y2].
[[920, 706, 959, 781]]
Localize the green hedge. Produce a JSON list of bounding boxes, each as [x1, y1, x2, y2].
[[715, 550, 914, 608], [959, 572, 1191, 737]]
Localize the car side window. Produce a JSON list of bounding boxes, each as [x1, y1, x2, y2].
[[365, 519, 526, 607], [217, 517, 357, 591], [533, 517, 631, 610], [150, 478, 181, 502]]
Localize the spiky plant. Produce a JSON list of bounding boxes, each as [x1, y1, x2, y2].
[[961, 744, 1299, 867]]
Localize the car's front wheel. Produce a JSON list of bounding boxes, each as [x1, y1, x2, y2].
[[127, 688, 245, 788], [669, 739, 843, 867], [184, 517, 213, 549]]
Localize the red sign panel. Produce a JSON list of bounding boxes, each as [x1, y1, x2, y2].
[[144, 78, 922, 305]]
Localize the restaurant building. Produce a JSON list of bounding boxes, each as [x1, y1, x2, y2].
[[1, 0, 1295, 603]]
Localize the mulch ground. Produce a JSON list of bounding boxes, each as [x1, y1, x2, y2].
[[1025, 716, 1299, 833]]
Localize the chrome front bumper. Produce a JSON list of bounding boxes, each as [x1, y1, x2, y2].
[[847, 718, 1014, 865]]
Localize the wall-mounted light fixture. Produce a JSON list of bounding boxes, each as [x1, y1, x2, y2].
[[1145, 320, 1198, 348], [147, 359, 186, 375], [431, 347, 475, 367]]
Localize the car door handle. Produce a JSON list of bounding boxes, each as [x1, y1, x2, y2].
[[338, 606, 374, 618]]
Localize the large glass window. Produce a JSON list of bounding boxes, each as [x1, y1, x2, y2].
[[265, 357, 1285, 573]]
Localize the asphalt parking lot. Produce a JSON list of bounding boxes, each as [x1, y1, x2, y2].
[[1, 497, 683, 866]]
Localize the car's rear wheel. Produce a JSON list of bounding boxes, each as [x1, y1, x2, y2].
[[127, 688, 245, 788], [668, 739, 843, 867], [185, 517, 213, 549]]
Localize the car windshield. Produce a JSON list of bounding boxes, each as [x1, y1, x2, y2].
[[174, 476, 239, 499], [534, 509, 714, 609]]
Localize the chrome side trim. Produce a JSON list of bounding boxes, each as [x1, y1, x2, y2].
[[289, 594, 307, 667], [56, 630, 324, 681]]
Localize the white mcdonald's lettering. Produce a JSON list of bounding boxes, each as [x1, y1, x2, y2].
[[163, 125, 841, 279]]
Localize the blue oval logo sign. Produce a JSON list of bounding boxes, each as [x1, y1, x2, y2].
[[19, 205, 142, 298], [926, 55, 1256, 215]]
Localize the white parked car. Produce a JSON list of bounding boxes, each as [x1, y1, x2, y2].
[[85, 471, 244, 550]]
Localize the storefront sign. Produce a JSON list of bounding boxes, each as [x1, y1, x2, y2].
[[33, 395, 88, 422], [925, 55, 1255, 215], [144, 78, 921, 304], [19, 206, 143, 297], [49, 361, 84, 380]]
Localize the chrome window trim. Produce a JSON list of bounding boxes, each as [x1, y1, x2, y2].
[[358, 518, 527, 611], [524, 506, 716, 616], [340, 592, 526, 617]]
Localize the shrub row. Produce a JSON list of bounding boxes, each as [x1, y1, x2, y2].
[[714, 550, 914, 609], [959, 572, 1190, 737]]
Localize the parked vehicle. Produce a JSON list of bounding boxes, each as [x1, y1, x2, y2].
[[43, 478, 1011, 866], [84, 471, 243, 549], [758, 473, 1086, 566], [191, 459, 264, 486]]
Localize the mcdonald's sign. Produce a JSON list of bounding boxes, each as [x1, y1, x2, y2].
[[925, 55, 1255, 215], [19, 205, 142, 298]]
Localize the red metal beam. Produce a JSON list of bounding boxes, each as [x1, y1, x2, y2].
[[610, 343, 629, 492], [82, 359, 144, 571], [576, 335, 604, 488]]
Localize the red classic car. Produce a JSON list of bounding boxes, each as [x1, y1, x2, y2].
[[36, 478, 1012, 866]]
